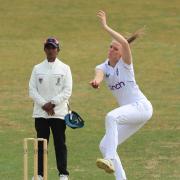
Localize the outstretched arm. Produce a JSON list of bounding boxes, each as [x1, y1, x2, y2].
[[89, 69, 104, 89], [97, 10, 132, 65]]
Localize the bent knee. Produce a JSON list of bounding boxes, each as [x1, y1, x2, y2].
[[106, 112, 127, 125], [105, 112, 117, 122]]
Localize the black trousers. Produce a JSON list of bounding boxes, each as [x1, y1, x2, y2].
[[35, 118, 69, 176]]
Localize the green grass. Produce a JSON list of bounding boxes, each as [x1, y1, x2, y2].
[[0, 0, 179, 179]]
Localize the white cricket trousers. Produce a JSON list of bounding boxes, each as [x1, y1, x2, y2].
[[99, 99, 153, 180]]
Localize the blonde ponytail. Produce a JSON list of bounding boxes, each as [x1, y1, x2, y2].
[[126, 27, 145, 44]]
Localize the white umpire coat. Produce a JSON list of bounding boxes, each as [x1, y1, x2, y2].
[[29, 58, 72, 119]]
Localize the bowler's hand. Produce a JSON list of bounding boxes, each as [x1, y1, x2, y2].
[[97, 10, 108, 28], [89, 79, 100, 89]]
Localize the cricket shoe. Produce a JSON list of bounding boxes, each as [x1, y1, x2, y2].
[[96, 158, 115, 174], [59, 174, 69, 180], [32, 175, 43, 180]]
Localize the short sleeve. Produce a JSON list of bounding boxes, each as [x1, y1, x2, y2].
[[95, 63, 106, 74]]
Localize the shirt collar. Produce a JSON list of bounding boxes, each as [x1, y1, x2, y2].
[[105, 58, 122, 68], [44, 58, 58, 68]]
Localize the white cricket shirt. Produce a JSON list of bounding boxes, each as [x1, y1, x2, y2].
[[96, 58, 147, 106]]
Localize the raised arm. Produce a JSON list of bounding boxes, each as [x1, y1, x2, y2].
[[97, 10, 132, 65]]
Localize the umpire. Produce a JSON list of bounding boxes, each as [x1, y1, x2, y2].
[[29, 37, 72, 180]]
